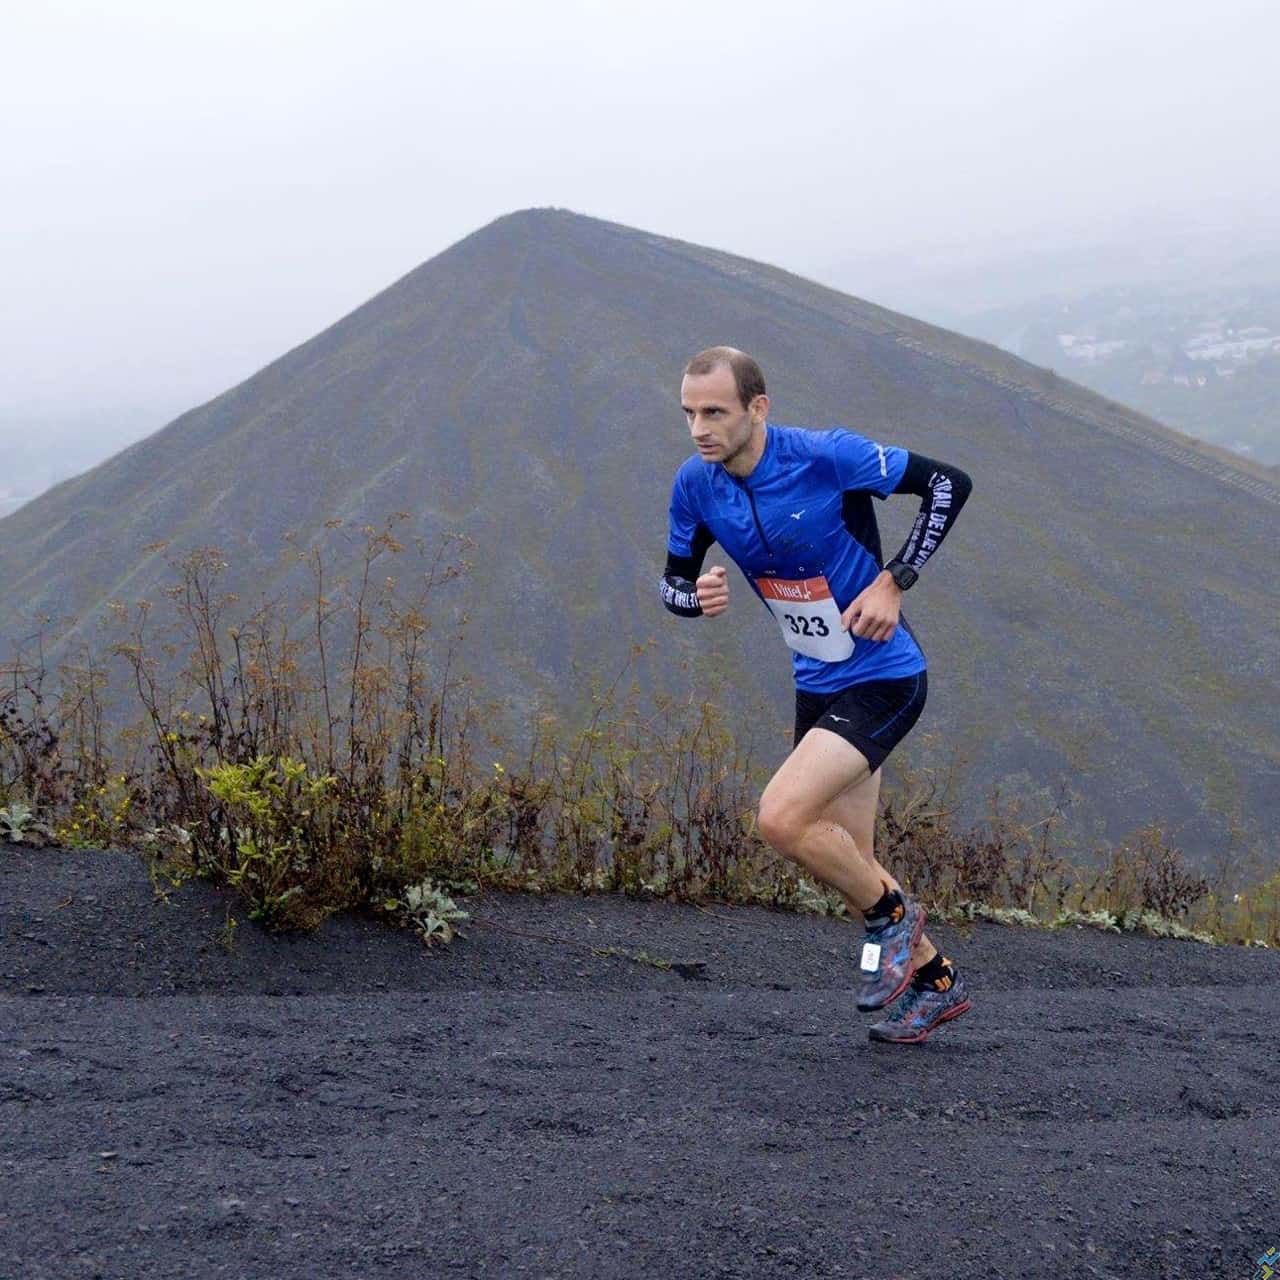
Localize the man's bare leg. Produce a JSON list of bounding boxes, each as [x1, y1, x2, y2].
[[820, 765, 937, 969], [757, 727, 895, 907]]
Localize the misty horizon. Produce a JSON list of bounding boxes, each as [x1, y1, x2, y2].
[[4, 0, 1279, 504]]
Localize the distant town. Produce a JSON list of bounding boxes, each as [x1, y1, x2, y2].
[[958, 281, 1280, 465], [1058, 322, 1279, 381]]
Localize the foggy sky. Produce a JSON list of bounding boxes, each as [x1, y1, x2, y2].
[[4, 0, 1279, 466]]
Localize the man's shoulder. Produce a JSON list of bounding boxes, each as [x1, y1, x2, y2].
[[670, 454, 713, 509], [770, 422, 844, 455], [770, 423, 863, 475], [773, 422, 902, 471], [673, 454, 708, 487]]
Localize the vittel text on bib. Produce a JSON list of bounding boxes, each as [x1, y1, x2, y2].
[[755, 574, 855, 662]]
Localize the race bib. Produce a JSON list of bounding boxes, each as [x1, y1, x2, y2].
[[755, 574, 854, 662]]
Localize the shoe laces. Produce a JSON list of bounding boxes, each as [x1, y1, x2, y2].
[[887, 984, 926, 1021], [865, 908, 906, 940]]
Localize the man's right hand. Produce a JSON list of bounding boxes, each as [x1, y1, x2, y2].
[[697, 565, 730, 617]]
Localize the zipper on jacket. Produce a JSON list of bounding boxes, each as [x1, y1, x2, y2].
[[739, 478, 773, 557]]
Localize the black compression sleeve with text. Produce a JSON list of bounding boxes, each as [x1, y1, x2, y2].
[[659, 525, 714, 617], [888, 452, 973, 573]]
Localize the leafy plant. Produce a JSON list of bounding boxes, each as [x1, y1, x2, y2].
[[0, 800, 35, 842], [388, 879, 470, 946], [197, 754, 338, 928]]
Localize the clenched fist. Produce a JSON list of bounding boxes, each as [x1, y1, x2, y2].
[[697, 565, 730, 617], [840, 570, 903, 642]]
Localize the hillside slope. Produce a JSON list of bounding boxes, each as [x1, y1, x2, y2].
[[1, 207, 1277, 857]]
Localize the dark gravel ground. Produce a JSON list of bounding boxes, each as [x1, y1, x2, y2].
[[2, 841, 1277, 1280]]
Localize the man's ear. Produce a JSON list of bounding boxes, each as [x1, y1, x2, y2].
[[751, 393, 769, 424]]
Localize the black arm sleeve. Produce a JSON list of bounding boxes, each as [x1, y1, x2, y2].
[[658, 524, 715, 617], [887, 452, 973, 573]]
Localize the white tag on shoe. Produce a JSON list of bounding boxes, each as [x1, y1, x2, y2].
[[860, 942, 882, 972]]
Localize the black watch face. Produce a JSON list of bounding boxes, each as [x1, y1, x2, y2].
[[894, 565, 917, 589]]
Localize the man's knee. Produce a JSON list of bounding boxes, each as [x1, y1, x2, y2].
[[757, 788, 821, 856]]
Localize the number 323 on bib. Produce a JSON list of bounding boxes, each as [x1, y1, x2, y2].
[[754, 574, 854, 662]]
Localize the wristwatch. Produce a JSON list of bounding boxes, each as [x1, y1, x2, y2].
[[885, 560, 918, 591]]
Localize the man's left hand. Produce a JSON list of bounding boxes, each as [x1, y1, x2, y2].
[[841, 571, 903, 642]]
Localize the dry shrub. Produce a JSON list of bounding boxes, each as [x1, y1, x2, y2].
[[1, 517, 1272, 946], [1087, 823, 1210, 919]]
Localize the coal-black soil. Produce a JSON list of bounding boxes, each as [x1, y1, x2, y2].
[[2, 842, 1277, 1279]]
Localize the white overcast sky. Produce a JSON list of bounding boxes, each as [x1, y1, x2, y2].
[[3, 0, 1279, 471]]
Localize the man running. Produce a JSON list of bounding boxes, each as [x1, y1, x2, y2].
[[659, 346, 973, 1044]]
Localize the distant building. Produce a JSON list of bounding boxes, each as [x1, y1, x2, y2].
[[1185, 333, 1276, 361], [1058, 335, 1127, 362]]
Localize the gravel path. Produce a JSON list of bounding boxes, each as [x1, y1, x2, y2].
[[3, 843, 1277, 1279]]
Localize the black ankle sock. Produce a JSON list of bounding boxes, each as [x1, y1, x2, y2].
[[862, 886, 905, 927], [912, 954, 956, 991]]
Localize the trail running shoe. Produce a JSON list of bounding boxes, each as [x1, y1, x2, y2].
[[868, 969, 972, 1044], [855, 896, 926, 1012]]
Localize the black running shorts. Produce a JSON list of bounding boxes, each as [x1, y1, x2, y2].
[[793, 670, 928, 771]]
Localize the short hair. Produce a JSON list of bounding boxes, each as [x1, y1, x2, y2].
[[683, 346, 767, 410]]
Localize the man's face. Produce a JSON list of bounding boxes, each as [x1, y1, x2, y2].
[[680, 365, 766, 466]]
